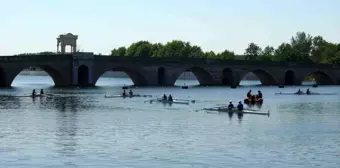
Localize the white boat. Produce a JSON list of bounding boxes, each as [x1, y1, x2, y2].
[[104, 94, 152, 98], [275, 92, 337, 95], [203, 107, 269, 116], [0, 94, 46, 98], [149, 98, 190, 105]]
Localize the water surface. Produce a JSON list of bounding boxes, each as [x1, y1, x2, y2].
[[0, 76, 339, 168]]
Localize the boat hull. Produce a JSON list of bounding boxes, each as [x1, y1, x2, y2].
[[0, 94, 46, 98], [244, 97, 263, 104], [105, 94, 152, 98], [203, 108, 269, 115], [150, 99, 190, 105]]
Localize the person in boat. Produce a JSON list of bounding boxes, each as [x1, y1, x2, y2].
[[306, 88, 311, 95], [122, 89, 127, 96], [247, 90, 252, 98], [296, 89, 303, 94], [251, 95, 256, 103], [256, 90, 263, 99], [162, 94, 167, 100], [228, 102, 234, 110], [168, 95, 173, 101], [32, 89, 36, 96], [129, 90, 133, 96], [237, 101, 244, 111], [40, 89, 44, 95]]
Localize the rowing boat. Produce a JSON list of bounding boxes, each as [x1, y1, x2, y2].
[[104, 94, 152, 98], [149, 99, 190, 105], [275, 92, 337, 95], [0, 94, 46, 98], [203, 107, 269, 116]]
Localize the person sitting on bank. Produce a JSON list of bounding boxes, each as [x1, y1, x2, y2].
[[237, 101, 244, 111], [40, 89, 44, 95], [257, 90, 263, 99], [247, 90, 252, 98], [129, 90, 133, 96], [168, 95, 173, 101], [32, 89, 36, 96], [122, 89, 127, 96], [162, 94, 167, 100], [228, 102, 234, 110]]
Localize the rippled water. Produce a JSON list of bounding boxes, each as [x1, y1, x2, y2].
[[0, 76, 340, 168]]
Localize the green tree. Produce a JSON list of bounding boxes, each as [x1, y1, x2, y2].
[[111, 47, 126, 56], [274, 43, 297, 61], [290, 32, 313, 61], [323, 43, 339, 63], [162, 40, 187, 57], [217, 49, 235, 60], [311, 36, 327, 62], [203, 51, 217, 59], [188, 45, 204, 58], [125, 41, 152, 57], [150, 43, 164, 57], [245, 43, 262, 60], [258, 46, 274, 61]]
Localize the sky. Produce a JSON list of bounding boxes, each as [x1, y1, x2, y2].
[[0, 0, 339, 55]]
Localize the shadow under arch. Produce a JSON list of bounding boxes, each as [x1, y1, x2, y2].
[[78, 65, 89, 86], [285, 70, 295, 85], [94, 66, 148, 86], [0, 67, 5, 86], [158, 67, 166, 85], [304, 70, 335, 85], [9, 65, 64, 86], [221, 68, 233, 85], [240, 69, 278, 85], [174, 67, 215, 85]]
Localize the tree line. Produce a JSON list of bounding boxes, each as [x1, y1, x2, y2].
[[111, 32, 340, 64]]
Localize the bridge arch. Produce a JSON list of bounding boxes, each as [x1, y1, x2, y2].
[[78, 65, 89, 86], [239, 69, 278, 85], [93, 66, 148, 86], [8, 65, 64, 86], [173, 67, 215, 85], [221, 68, 233, 85], [302, 70, 335, 85], [284, 70, 296, 85]]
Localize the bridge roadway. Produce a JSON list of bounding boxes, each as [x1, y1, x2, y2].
[[0, 52, 339, 87]]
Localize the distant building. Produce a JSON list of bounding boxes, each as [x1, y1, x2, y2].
[[57, 33, 78, 54]]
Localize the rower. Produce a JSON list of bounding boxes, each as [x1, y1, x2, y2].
[[247, 90, 252, 98], [257, 90, 262, 99], [122, 89, 127, 96], [237, 101, 244, 111], [168, 95, 173, 101], [228, 102, 234, 110], [296, 89, 303, 94], [162, 94, 167, 100], [129, 89, 133, 96], [32, 89, 36, 96], [40, 89, 44, 95], [306, 88, 311, 95]]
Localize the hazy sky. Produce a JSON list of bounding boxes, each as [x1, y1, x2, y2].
[[1, 0, 339, 55]]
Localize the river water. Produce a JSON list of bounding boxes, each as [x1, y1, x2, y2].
[[0, 76, 339, 168]]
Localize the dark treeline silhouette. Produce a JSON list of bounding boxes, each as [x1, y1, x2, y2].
[[111, 32, 340, 64]]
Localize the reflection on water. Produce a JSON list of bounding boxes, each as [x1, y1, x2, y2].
[[0, 76, 340, 168]]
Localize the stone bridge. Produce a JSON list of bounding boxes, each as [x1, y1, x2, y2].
[[0, 53, 340, 87]]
